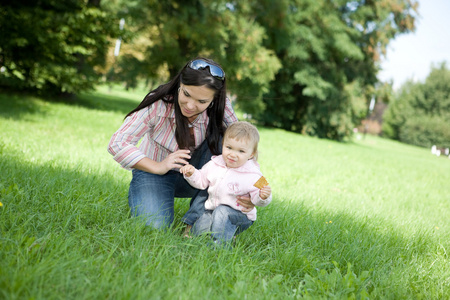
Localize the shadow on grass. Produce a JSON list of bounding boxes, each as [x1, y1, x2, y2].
[[74, 91, 141, 115], [1, 150, 447, 299], [0, 91, 50, 119], [0, 88, 142, 119], [0, 156, 130, 234]]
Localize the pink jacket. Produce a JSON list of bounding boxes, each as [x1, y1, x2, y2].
[[183, 155, 272, 221]]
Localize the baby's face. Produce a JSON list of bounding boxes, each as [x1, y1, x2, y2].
[[222, 137, 255, 168]]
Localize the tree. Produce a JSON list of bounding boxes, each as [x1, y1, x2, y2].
[[248, 0, 418, 140], [105, 0, 417, 141], [382, 62, 450, 148], [115, 0, 281, 112], [0, 0, 116, 95]]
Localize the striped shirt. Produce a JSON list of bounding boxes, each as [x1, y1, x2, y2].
[[108, 98, 238, 170]]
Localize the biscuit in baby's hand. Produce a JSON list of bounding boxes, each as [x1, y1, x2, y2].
[[253, 176, 269, 189]]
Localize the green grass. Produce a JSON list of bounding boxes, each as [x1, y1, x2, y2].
[[1, 86, 449, 299]]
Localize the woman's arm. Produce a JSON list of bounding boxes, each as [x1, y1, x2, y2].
[[108, 107, 153, 169], [133, 149, 191, 175]]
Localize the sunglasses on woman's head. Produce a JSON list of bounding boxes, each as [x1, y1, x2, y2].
[[188, 59, 225, 81]]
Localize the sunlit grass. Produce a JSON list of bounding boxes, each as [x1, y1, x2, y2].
[[0, 87, 449, 299]]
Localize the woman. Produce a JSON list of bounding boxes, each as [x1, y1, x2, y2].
[[108, 57, 253, 231]]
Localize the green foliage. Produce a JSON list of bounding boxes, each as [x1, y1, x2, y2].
[[383, 63, 450, 148], [399, 115, 450, 148], [115, 0, 417, 140], [217, 6, 282, 113], [1, 0, 418, 140], [119, 0, 281, 113], [107, 55, 146, 90], [0, 0, 116, 95], [252, 0, 418, 140], [299, 262, 371, 298]]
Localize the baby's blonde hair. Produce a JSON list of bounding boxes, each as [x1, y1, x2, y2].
[[224, 121, 260, 160]]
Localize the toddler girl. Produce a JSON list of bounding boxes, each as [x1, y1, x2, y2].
[[180, 121, 272, 247]]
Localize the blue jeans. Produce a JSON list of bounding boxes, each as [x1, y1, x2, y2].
[[192, 205, 254, 245], [128, 141, 212, 229]]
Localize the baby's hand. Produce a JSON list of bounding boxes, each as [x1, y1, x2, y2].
[[180, 164, 195, 177], [259, 185, 272, 200]]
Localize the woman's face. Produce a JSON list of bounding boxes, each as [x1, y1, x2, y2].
[[178, 84, 215, 122]]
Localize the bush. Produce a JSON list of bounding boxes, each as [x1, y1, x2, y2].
[[399, 115, 450, 149], [382, 63, 450, 148]]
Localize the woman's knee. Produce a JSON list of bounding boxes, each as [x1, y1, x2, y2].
[[128, 170, 176, 227]]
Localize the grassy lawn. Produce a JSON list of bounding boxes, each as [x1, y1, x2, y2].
[[1, 86, 449, 299]]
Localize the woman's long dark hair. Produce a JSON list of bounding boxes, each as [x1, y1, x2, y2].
[[125, 57, 227, 155]]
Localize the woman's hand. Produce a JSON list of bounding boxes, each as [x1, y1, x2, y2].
[[180, 164, 196, 177], [161, 149, 191, 173], [236, 194, 255, 213], [133, 150, 191, 175]]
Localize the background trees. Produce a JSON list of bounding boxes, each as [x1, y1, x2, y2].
[[1, 0, 421, 142], [0, 0, 116, 95], [118, 0, 281, 113], [249, 0, 418, 140], [382, 63, 450, 148]]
